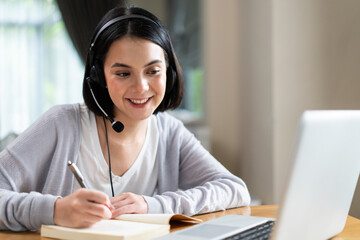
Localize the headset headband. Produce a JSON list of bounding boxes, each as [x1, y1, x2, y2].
[[89, 14, 158, 52]]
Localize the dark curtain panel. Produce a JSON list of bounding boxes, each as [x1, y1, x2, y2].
[[56, 0, 125, 64]]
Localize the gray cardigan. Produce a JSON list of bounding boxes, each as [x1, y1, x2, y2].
[[0, 104, 250, 231]]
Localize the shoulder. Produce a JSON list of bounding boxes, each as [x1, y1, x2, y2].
[[4, 104, 82, 157], [18, 103, 83, 138], [44, 103, 81, 120], [42, 104, 81, 127], [153, 112, 197, 148], [154, 111, 185, 133]]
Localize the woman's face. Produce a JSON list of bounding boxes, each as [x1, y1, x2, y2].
[[103, 36, 167, 123]]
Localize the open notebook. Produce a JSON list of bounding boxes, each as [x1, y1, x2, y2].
[[157, 110, 360, 240], [41, 214, 201, 240]]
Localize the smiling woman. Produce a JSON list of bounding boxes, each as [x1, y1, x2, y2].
[[0, 5, 251, 231]]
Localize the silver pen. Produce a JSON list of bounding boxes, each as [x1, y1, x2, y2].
[[67, 161, 113, 211], [67, 161, 88, 188]]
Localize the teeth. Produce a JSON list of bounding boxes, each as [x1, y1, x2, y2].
[[129, 98, 149, 104]]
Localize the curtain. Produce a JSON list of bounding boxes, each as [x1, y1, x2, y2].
[[0, 0, 84, 138], [56, 0, 124, 64]]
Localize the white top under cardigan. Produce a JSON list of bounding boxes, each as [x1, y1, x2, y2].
[[76, 104, 158, 197], [0, 103, 251, 231]]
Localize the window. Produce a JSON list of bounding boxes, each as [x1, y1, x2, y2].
[[167, 0, 203, 117], [0, 0, 84, 138]]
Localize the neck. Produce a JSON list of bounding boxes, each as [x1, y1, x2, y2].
[[97, 115, 148, 144]]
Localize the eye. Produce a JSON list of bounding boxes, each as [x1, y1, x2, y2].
[[116, 72, 130, 78], [147, 69, 161, 75]]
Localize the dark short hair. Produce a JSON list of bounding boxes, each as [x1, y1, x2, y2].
[[83, 5, 184, 117]]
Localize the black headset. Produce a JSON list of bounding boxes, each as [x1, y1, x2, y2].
[[85, 14, 159, 133]]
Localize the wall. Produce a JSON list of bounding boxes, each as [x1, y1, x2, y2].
[[203, 0, 275, 204], [321, 0, 360, 218], [272, 0, 360, 218], [238, 0, 275, 204], [202, 0, 243, 174], [272, 0, 329, 202], [203, 0, 360, 217]]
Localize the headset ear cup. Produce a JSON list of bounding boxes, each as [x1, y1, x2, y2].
[[89, 65, 98, 83], [89, 63, 106, 88]]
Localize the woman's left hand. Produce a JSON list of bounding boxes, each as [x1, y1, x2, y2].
[[110, 192, 148, 217]]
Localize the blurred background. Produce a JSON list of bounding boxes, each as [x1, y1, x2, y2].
[[0, 0, 359, 218]]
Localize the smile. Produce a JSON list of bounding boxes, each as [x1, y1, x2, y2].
[[129, 98, 150, 104]]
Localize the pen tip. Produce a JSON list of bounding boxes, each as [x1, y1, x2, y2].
[[67, 161, 72, 166]]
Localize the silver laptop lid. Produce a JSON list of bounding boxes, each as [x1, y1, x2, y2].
[[273, 110, 360, 240]]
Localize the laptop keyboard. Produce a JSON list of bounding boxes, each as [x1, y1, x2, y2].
[[224, 220, 275, 240]]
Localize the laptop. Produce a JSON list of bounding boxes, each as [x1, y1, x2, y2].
[[156, 110, 360, 240]]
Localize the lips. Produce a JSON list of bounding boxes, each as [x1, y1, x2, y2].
[[128, 98, 151, 104]]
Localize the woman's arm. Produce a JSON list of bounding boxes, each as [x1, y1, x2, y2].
[[145, 153, 251, 216], [146, 113, 251, 215], [0, 104, 88, 231], [0, 188, 58, 231]]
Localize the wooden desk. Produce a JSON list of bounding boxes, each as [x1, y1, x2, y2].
[[0, 205, 359, 239]]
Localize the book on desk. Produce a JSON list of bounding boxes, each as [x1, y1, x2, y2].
[[41, 213, 201, 240]]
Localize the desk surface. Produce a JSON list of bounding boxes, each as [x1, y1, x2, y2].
[[0, 205, 359, 239]]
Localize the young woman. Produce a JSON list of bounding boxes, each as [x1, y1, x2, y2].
[[0, 6, 250, 231]]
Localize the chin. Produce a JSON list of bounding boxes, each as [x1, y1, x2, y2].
[[132, 112, 155, 121]]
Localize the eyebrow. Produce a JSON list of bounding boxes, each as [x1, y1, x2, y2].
[[111, 59, 163, 68]]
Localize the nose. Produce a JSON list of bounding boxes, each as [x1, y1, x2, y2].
[[133, 75, 149, 93]]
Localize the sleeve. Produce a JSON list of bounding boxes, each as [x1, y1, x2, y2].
[[144, 114, 251, 216], [0, 105, 78, 231], [0, 149, 59, 231]]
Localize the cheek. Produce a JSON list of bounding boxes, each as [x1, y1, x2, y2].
[[107, 81, 125, 100], [157, 76, 167, 95]]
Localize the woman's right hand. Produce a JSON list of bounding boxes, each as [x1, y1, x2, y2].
[[53, 189, 112, 228]]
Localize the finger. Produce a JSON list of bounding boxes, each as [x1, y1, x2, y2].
[[79, 189, 113, 212], [112, 197, 134, 209], [72, 189, 112, 218], [111, 193, 133, 206], [110, 193, 129, 204], [112, 203, 137, 216], [83, 201, 112, 219], [112, 198, 148, 217], [81, 189, 111, 206]]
